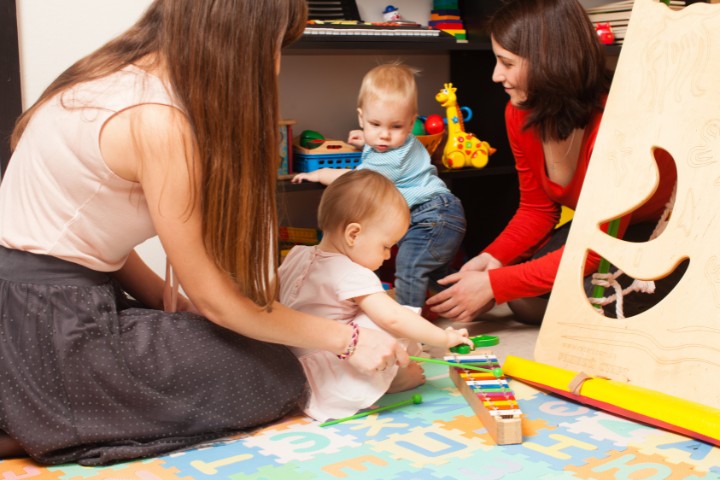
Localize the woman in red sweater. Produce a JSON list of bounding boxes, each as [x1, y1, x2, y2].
[[427, 0, 677, 324]]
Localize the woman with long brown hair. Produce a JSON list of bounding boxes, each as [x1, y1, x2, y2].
[[0, 0, 407, 465]]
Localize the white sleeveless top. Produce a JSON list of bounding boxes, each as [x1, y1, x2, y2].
[[0, 65, 179, 271]]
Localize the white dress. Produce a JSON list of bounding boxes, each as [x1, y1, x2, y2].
[[279, 245, 421, 422]]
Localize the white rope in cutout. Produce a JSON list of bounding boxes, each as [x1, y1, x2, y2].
[[588, 185, 676, 319]]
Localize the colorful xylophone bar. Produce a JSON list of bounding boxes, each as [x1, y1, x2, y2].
[[445, 352, 523, 445]]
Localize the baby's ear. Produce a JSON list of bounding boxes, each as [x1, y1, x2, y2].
[[357, 108, 364, 128], [344, 222, 362, 246]]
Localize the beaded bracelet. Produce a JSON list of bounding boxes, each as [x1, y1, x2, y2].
[[337, 321, 359, 360]]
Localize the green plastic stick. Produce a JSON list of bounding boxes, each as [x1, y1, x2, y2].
[[320, 394, 422, 427], [592, 218, 621, 308], [409, 356, 503, 378]]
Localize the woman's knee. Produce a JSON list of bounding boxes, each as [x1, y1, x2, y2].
[[507, 297, 548, 325], [0, 431, 26, 459]]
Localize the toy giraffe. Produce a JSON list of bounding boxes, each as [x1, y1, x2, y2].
[[435, 83, 495, 169]]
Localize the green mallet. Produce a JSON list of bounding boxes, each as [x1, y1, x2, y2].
[[320, 393, 423, 427], [409, 356, 504, 378]]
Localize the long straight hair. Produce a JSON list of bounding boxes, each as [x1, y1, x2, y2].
[[12, 0, 308, 309], [489, 0, 612, 141]]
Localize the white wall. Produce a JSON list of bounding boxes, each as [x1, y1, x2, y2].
[[16, 0, 151, 109]]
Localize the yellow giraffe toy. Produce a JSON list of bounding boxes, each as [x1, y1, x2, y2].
[[435, 83, 495, 169]]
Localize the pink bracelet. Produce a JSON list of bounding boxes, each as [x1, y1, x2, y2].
[[337, 321, 359, 360]]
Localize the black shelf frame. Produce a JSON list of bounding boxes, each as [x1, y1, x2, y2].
[[1, 0, 22, 177]]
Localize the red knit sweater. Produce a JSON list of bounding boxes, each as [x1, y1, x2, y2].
[[485, 101, 676, 304]]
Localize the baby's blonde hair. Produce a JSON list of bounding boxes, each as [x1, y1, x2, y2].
[[318, 170, 409, 235], [357, 61, 419, 114]]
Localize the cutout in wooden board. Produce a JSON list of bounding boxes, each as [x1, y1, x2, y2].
[[535, 0, 720, 419]]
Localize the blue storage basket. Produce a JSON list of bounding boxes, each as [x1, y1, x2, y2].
[[294, 152, 362, 172]]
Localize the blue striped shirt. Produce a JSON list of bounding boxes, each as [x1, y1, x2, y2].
[[357, 135, 450, 208]]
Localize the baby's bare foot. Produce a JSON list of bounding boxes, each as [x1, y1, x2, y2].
[[387, 361, 425, 393]]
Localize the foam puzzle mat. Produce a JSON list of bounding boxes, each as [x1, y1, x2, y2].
[[1, 362, 719, 479]]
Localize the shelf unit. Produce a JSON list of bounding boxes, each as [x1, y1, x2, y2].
[[280, 0, 520, 257]]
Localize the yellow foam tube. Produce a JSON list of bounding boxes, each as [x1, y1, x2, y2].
[[503, 355, 720, 445]]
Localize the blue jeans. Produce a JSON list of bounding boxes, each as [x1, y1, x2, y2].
[[394, 192, 466, 307]]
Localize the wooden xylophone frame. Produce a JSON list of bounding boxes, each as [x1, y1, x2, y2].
[[446, 352, 523, 445]]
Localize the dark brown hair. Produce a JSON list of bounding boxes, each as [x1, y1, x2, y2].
[[489, 0, 613, 141], [12, 0, 308, 309], [318, 170, 408, 235]]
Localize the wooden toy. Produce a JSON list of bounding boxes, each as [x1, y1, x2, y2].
[[292, 135, 362, 172], [409, 355, 503, 377], [444, 352, 522, 445], [533, 0, 720, 443], [435, 83, 495, 169]]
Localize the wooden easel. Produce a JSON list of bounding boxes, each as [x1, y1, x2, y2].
[[536, 0, 720, 412]]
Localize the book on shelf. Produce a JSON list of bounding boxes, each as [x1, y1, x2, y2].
[[586, 0, 684, 13], [587, 0, 685, 25]]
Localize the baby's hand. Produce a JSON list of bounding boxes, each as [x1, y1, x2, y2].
[[444, 326, 474, 349], [291, 172, 319, 184], [347, 130, 365, 149]]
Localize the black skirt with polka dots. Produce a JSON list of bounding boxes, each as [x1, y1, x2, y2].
[[0, 247, 308, 466]]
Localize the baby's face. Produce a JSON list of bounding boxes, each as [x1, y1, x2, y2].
[[348, 207, 409, 271], [358, 97, 415, 153]]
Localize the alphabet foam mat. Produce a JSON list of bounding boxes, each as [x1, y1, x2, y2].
[[2, 362, 719, 479]]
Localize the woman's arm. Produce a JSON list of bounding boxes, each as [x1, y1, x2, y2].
[[357, 292, 471, 349], [483, 103, 560, 266], [101, 103, 407, 373], [110, 250, 166, 310]]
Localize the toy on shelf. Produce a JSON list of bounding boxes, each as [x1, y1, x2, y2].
[[430, 0, 468, 43], [299, 129, 325, 149], [435, 83, 496, 169], [594, 22, 615, 45], [412, 114, 445, 159], [293, 130, 362, 172], [417, 132, 444, 159], [278, 226, 322, 263], [279, 226, 322, 245], [445, 352, 523, 445], [382, 5, 401, 22], [423, 113, 445, 135]]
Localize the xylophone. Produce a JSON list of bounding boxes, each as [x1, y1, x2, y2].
[[445, 352, 523, 445]]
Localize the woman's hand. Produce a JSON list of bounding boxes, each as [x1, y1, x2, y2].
[[426, 270, 496, 323], [459, 252, 502, 273], [347, 327, 409, 375]]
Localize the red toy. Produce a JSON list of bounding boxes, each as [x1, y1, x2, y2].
[[424, 114, 445, 135], [595, 22, 615, 45]]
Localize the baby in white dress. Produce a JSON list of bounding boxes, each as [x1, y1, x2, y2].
[[279, 170, 472, 422]]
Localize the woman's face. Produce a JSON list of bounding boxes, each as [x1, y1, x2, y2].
[[491, 35, 529, 106]]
